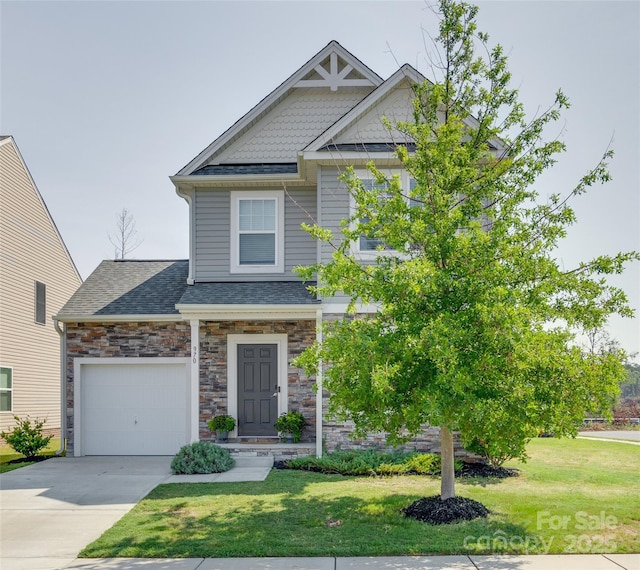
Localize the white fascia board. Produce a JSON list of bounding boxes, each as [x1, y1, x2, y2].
[[176, 304, 319, 320], [175, 42, 383, 177], [304, 65, 424, 153], [170, 174, 303, 188], [53, 314, 183, 323]]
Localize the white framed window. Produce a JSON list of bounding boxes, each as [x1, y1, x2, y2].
[[0, 367, 12, 412], [35, 281, 46, 325], [352, 170, 416, 257], [230, 191, 284, 273]]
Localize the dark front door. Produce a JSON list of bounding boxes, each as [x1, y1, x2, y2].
[[237, 344, 278, 436]]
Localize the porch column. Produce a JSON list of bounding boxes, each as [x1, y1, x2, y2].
[[190, 319, 200, 443], [316, 309, 323, 458]]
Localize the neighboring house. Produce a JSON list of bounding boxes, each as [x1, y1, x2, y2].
[[0, 136, 82, 438], [56, 41, 456, 457]]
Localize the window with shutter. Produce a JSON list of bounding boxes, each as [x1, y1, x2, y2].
[[35, 281, 46, 325]]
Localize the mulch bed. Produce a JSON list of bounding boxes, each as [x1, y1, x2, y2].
[[4, 455, 53, 465], [402, 495, 490, 525], [457, 462, 519, 478]]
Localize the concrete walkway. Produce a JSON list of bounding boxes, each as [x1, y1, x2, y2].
[[1, 456, 638, 570]]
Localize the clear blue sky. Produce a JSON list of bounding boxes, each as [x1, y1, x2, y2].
[[1, 1, 638, 354]]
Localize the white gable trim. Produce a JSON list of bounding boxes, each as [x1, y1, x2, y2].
[[175, 42, 382, 176]]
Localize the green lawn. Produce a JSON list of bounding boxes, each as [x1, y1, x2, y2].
[[80, 438, 640, 558], [0, 438, 62, 473]]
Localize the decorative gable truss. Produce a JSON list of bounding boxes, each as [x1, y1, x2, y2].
[[294, 51, 377, 91]]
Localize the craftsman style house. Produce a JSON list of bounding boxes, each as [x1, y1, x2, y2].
[[56, 41, 448, 457], [0, 136, 82, 438]]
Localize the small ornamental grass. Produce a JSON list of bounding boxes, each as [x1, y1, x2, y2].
[[284, 449, 463, 476], [171, 442, 235, 474]]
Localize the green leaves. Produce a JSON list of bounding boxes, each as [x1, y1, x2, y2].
[[293, 0, 636, 478]]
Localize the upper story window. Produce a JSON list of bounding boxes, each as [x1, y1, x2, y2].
[[34, 281, 46, 325], [0, 367, 12, 412], [230, 191, 284, 274], [353, 171, 416, 256]]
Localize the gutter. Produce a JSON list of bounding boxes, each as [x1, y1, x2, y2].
[[52, 318, 66, 456]]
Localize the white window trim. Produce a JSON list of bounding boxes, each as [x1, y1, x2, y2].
[[350, 169, 414, 259], [227, 334, 288, 438], [0, 366, 12, 413], [230, 190, 285, 274]]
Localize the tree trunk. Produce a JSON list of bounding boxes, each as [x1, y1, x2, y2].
[[440, 425, 455, 499]]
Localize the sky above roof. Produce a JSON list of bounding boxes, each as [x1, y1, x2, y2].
[[1, 1, 638, 354]]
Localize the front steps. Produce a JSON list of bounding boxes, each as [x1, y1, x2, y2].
[[218, 442, 316, 461]]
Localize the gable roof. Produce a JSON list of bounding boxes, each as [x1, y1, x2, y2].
[[175, 41, 382, 176]]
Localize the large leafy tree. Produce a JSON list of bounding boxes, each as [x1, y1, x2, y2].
[[295, 0, 637, 500]]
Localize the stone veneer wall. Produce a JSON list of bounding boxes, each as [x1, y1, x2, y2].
[[64, 321, 191, 455], [322, 421, 475, 459], [198, 319, 317, 442]]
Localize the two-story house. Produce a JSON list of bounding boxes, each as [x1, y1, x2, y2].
[[0, 136, 82, 439], [56, 41, 446, 458]]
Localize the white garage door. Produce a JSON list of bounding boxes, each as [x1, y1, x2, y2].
[[81, 362, 188, 455]]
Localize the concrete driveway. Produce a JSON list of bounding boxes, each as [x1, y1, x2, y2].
[[0, 456, 173, 570]]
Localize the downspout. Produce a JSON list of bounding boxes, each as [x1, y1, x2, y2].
[[53, 318, 66, 456], [315, 308, 323, 458]]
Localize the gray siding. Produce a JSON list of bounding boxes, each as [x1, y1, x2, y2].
[[318, 167, 351, 305], [194, 190, 230, 280], [194, 187, 317, 281], [319, 167, 349, 265], [284, 187, 317, 275]]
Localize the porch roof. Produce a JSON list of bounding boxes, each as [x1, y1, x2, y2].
[[177, 281, 319, 306]]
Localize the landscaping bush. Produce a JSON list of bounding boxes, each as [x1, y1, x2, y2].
[[0, 416, 53, 459], [171, 442, 235, 474], [285, 449, 462, 476]]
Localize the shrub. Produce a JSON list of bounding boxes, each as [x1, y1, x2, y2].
[[274, 411, 306, 442], [0, 416, 53, 459], [285, 449, 462, 477], [208, 415, 236, 432], [171, 441, 235, 474]]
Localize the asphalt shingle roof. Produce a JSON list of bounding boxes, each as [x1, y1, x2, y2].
[[191, 163, 298, 176], [178, 281, 318, 305], [57, 260, 318, 319], [57, 260, 189, 317]]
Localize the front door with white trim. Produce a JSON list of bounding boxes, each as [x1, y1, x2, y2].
[[237, 344, 278, 436]]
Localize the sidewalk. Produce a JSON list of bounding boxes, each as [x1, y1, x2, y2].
[[56, 554, 640, 569]]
